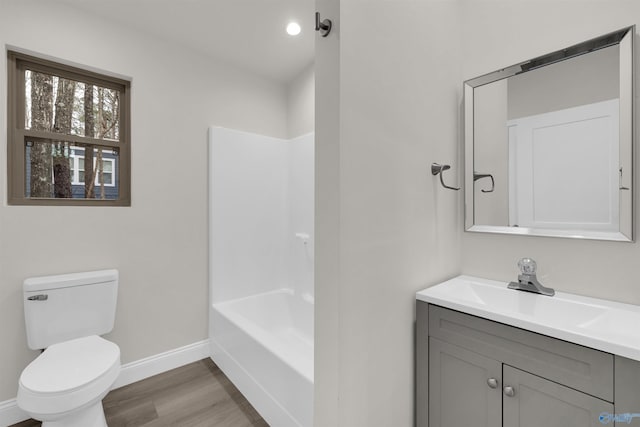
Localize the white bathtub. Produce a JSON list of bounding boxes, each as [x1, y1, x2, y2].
[[210, 289, 314, 427]]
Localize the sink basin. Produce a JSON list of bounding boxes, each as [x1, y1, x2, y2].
[[424, 277, 608, 325], [417, 275, 640, 361]]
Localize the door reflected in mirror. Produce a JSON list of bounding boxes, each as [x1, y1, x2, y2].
[[465, 26, 634, 241]]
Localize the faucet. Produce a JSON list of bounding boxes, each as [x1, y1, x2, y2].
[[507, 258, 555, 296]]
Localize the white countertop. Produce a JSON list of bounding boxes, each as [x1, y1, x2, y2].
[[417, 275, 640, 362]]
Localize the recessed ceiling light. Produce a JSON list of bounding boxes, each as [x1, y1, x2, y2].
[[286, 22, 301, 36]]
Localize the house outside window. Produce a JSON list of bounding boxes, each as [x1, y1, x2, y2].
[[7, 50, 131, 205], [68, 147, 117, 199]]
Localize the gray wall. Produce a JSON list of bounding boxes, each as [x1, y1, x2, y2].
[[0, 0, 315, 403], [315, 0, 461, 425]]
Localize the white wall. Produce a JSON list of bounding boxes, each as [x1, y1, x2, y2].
[[315, 0, 461, 425], [460, 1, 640, 305], [288, 64, 316, 139], [0, 0, 289, 402]]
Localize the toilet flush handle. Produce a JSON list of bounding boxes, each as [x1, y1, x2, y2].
[[27, 294, 48, 301]]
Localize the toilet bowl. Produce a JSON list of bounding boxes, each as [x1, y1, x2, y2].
[[18, 335, 121, 427], [18, 270, 120, 427]]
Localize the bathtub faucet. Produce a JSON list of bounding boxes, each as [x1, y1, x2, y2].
[[295, 233, 310, 245]]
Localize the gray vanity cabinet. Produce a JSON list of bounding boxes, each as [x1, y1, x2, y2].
[[429, 338, 501, 427], [417, 301, 640, 427], [428, 338, 612, 427], [502, 365, 612, 427]]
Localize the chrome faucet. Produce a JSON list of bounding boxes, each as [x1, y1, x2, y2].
[[508, 258, 555, 296]]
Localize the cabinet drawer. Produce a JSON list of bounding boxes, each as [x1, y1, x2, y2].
[[428, 304, 614, 401]]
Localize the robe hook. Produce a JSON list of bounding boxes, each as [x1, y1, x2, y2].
[[315, 12, 332, 37]]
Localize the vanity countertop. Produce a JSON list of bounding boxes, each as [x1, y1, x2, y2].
[[417, 275, 640, 361]]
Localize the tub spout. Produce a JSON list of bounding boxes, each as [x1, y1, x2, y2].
[[295, 233, 310, 245]]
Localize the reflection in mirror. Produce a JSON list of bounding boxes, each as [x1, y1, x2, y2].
[[465, 26, 634, 241]]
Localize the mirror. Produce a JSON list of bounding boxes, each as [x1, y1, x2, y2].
[[464, 26, 635, 241]]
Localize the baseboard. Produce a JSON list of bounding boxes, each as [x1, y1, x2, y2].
[[112, 339, 210, 389], [0, 400, 27, 427], [0, 339, 210, 427]]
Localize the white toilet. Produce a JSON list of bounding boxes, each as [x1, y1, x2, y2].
[[17, 270, 121, 427]]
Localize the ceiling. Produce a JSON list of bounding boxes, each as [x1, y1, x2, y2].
[[57, 0, 315, 84]]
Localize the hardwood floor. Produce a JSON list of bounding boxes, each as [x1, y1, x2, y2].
[[11, 358, 268, 427]]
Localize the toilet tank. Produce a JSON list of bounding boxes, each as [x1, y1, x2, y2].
[[23, 270, 118, 350]]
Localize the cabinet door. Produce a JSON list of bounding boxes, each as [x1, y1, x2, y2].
[[503, 365, 613, 427], [429, 338, 502, 427]]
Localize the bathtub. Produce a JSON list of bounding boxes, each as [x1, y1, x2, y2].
[[209, 289, 314, 427]]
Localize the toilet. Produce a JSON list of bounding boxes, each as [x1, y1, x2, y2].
[[17, 270, 121, 427]]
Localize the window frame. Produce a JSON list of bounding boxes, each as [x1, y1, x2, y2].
[[7, 50, 131, 206]]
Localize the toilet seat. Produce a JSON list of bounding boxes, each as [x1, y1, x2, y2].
[[17, 335, 120, 417]]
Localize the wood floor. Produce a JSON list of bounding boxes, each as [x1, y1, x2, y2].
[[11, 358, 268, 427]]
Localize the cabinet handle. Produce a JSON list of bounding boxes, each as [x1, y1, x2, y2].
[[487, 378, 499, 389], [503, 386, 516, 397]]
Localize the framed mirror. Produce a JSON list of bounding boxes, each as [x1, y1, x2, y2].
[[464, 26, 635, 241]]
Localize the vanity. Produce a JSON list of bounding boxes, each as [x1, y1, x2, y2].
[[416, 276, 640, 427], [419, 23, 640, 427]]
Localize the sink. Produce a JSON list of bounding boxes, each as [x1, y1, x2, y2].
[[424, 277, 608, 325], [417, 275, 640, 361], [579, 309, 640, 342]]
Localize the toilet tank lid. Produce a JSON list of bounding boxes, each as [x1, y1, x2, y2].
[[24, 269, 118, 292]]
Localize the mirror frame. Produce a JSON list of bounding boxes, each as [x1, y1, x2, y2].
[[464, 26, 635, 242]]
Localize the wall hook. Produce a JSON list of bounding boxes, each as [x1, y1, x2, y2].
[[431, 163, 460, 191], [315, 12, 332, 37]]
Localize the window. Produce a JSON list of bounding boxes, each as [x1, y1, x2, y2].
[[7, 50, 130, 205]]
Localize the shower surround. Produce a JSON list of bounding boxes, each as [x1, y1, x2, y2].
[[208, 127, 314, 427]]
